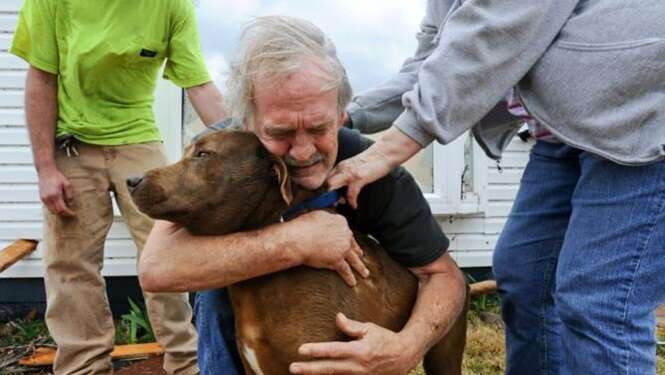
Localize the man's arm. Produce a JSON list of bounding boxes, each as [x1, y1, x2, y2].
[[185, 81, 228, 127], [25, 66, 74, 217], [139, 210, 368, 292], [401, 253, 466, 360], [347, 0, 458, 134]]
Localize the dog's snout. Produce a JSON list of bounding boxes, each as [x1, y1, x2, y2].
[[126, 176, 144, 192]]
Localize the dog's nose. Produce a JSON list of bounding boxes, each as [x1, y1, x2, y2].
[[126, 176, 144, 193]]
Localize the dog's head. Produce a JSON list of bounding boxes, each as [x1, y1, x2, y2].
[[128, 130, 308, 235]]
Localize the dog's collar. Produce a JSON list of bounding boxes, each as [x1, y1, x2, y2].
[[280, 190, 341, 222]]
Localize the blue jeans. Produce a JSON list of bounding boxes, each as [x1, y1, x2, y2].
[[194, 289, 243, 375], [493, 141, 665, 374]]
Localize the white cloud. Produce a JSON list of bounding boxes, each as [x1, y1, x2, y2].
[[195, 0, 427, 92]]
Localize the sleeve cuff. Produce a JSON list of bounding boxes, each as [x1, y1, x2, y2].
[[393, 109, 435, 147], [10, 48, 58, 75], [164, 73, 211, 89], [346, 102, 367, 131]]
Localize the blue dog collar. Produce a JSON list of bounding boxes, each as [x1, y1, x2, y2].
[[280, 190, 341, 222]]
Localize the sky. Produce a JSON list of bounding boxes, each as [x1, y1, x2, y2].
[[194, 0, 426, 95]]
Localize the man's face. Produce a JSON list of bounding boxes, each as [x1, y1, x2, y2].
[[251, 65, 346, 190]]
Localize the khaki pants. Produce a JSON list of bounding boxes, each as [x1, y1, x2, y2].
[[43, 141, 198, 375]]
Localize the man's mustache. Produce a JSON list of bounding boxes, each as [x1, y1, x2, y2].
[[284, 153, 324, 168]]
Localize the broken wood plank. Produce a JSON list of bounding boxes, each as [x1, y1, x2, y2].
[[0, 239, 38, 273], [469, 280, 497, 297], [19, 343, 164, 366]]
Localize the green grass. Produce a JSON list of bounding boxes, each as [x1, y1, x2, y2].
[[2, 296, 665, 374], [115, 298, 156, 345], [1, 299, 155, 373]]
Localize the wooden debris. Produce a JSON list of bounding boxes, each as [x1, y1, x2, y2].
[[0, 239, 38, 273], [469, 280, 497, 297], [19, 343, 164, 366]]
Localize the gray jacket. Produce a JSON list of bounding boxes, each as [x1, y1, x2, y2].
[[348, 0, 665, 165]]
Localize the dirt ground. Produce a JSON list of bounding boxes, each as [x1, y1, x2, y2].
[[3, 299, 665, 374], [116, 356, 165, 375]]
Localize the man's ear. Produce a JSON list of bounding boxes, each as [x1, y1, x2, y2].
[[270, 155, 293, 205], [337, 111, 348, 129]]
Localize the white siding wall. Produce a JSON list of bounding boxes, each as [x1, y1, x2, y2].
[[0, 1, 147, 278], [445, 138, 533, 268]]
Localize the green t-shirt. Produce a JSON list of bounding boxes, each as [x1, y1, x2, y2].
[[11, 0, 211, 145]]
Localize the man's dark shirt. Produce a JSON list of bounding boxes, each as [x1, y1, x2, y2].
[[335, 127, 449, 267]]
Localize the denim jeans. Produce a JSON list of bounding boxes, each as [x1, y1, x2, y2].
[[194, 289, 243, 375], [493, 141, 665, 374]]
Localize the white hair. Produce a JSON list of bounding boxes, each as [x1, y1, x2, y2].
[[226, 15, 352, 127]]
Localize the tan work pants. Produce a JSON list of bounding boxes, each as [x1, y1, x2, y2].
[[43, 141, 198, 375]]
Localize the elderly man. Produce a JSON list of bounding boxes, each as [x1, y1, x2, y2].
[[139, 16, 466, 374]]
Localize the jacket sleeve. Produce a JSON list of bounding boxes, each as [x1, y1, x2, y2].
[[394, 0, 581, 147], [347, 0, 458, 134]]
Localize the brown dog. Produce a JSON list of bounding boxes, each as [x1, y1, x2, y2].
[[128, 130, 468, 374]]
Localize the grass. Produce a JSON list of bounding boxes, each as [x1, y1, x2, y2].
[[0, 300, 155, 373], [410, 293, 665, 375], [2, 295, 665, 374]]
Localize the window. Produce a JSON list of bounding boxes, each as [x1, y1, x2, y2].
[[183, 0, 488, 215]]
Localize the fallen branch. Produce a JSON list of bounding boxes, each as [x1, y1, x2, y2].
[[19, 343, 164, 367], [0, 239, 38, 274]]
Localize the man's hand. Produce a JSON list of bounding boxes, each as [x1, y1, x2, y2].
[[290, 313, 420, 375], [38, 167, 75, 217], [285, 210, 369, 287]]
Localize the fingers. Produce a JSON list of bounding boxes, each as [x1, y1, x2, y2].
[[290, 360, 363, 374], [62, 178, 74, 207], [43, 192, 75, 217], [326, 164, 351, 192], [346, 250, 369, 279], [335, 313, 369, 338], [327, 161, 368, 210], [338, 237, 369, 286], [53, 196, 75, 217], [298, 341, 356, 359], [346, 182, 362, 210], [336, 260, 357, 287]]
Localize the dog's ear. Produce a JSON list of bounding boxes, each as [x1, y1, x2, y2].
[[271, 156, 293, 205]]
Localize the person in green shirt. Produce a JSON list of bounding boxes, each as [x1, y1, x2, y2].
[[11, 0, 226, 373]]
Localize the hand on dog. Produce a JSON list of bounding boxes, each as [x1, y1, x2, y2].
[[327, 127, 422, 209], [290, 313, 420, 374], [287, 210, 369, 287]]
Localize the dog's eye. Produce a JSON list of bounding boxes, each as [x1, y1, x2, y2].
[[195, 151, 212, 158]]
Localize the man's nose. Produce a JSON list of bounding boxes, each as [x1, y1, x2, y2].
[[126, 176, 144, 193], [289, 136, 316, 162], [288, 141, 317, 163]]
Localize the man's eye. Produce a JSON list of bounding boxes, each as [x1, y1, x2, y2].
[[195, 151, 212, 158]]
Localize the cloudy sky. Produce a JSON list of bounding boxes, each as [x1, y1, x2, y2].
[[194, 0, 426, 95]]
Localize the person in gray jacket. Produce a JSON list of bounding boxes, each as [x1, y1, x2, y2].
[[328, 0, 665, 373]]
